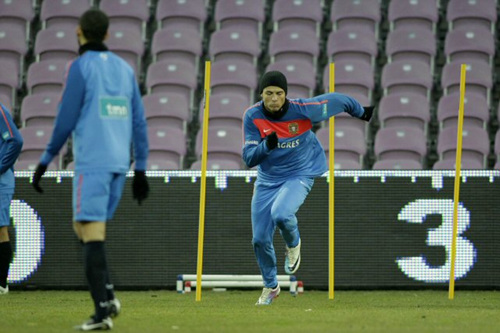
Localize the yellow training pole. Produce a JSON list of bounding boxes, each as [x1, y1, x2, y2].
[[449, 64, 466, 300], [196, 61, 211, 302], [328, 63, 335, 300]]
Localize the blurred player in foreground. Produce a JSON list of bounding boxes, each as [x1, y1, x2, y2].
[[243, 71, 373, 305], [32, 9, 149, 330], [0, 102, 23, 295]]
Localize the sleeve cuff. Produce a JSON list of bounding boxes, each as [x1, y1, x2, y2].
[[134, 159, 147, 171], [263, 142, 272, 154], [40, 151, 55, 166]]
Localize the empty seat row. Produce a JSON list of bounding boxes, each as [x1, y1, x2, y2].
[[13, 119, 500, 171]]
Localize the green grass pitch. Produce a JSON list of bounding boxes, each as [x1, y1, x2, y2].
[[1, 290, 499, 332]]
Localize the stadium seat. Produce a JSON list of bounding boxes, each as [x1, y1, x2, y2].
[[272, 0, 322, 35], [190, 159, 243, 170], [444, 27, 495, 66], [268, 27, 320, 67], [0, 0, 35, 42], [378, 93, 430, 134], [195, 126, 243, 166], [214, 0, 265, 37], [446, 0, 497, 33], [151, 26, 203, 70], [146, 60, 198, 109], [20, 93, 61, 127], [331, 0, 381, 38], [441, 61, 493, 105], [34, 27, 79, 62], [316, 126, 367, 168], [143, 92, 190, 132], [40, 0, 91, 30], [266, 60, 316, 99], [209, 28, 261, 66], [130, 158, 182, 171], [156, 0, 207, 34], [381, 60, 433, 100], [26, 60, 68, 95], [433, 158, 484, 170], [199, 93, 249, 128], [145, 159, 182, 170], [326, 27, 378, 68], [210, 60, 257, 105], [15, 160, 59, 171], [18, 126, 55, 165], [437, 92, 489, 130], [0, 22, 29, 77], [148, 127, 187, 169], [385, 26, 436, 72], [0, 61, 19, 108], [374, 126, 427, 163], [388, 0, 438, 32], [372, 159, 423, 170], [100, 0, 149, 41], [322, 60, 375, 104], [106, 27, 145, 75], [0, 94, 12, 111], [332, 159, 363, 170], [437, 126, 490, 168]]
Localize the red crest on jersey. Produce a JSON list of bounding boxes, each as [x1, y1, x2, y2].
[[288, 122, 299, 134]]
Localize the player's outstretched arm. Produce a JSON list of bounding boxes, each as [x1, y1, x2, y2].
[[294, 92, 374, 123]]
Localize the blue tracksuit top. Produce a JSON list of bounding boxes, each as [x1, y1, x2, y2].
[[40, 46, 148, 172], [242, 93, 365, 183], [0, 103, 23, 194]]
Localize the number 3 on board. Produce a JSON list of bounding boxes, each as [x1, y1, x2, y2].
[[396, 199, 477, 283]]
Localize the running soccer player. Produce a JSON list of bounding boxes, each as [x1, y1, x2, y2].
[[31, 9, 149, 330], [0, 102, 23, 296], [243, 71, 373, 305]]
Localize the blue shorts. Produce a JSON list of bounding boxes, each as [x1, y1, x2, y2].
[[0, 193, 12, 227], [73, 171, 126, 222]]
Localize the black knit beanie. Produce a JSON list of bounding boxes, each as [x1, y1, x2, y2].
[[259, 71, 288, 95]]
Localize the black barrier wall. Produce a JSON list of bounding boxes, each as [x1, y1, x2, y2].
[[7, 170, 500, 289]]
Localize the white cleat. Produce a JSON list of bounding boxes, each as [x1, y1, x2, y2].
[[255, 285, 280, 305], [285, 239, 301, 274], [0, 285, 8, 295], [109, 299, 121, 318], [75, 316, 113, 331]]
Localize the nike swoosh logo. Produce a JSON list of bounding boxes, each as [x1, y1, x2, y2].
[[263, 129, 271, 133]]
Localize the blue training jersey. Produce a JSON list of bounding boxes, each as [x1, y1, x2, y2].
[[243, 93, 365, 183], [40, 48, 148, 172], [0, 103, 23, 194]]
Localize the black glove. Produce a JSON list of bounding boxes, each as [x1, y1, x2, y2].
[[32, 164, 48, 193], [265, 131, 278, 150], [132, 170, 149, 205], [360, 106, 375, 122]]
